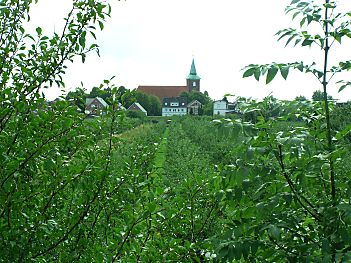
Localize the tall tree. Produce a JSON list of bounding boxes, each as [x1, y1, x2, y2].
[[312, 89, 333, 101], [0, 1, 114, 261]]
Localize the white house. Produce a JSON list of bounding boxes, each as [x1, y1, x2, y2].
[[213, 100, 238, 116], [213, 100, 228, 116], [162, 97, 187, 117]]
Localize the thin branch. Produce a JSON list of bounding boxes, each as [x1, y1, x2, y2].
[[277, 145, 321, 221]]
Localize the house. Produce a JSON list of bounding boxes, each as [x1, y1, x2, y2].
[[213, 100, 238, 116], [128, 102, 147, 115], [162, 97, 187, 117], [137, 58, 201, 102], [85, 97, 108, 115], [187, 100, 202, 115]]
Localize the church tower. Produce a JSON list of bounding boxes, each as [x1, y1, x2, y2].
[[186, 58, 200, 92]]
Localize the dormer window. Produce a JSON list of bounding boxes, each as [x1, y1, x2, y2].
[[165, 102, 168, 106]]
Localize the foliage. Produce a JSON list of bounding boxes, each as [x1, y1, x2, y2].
[[65, 87, 88, 111], [3, 0, 351, 262], [234, 0, 351, 262], [126, 109, 146, 120], [134, 91, 161, 116], [180, 90, 213, 115], [295, 95, 308, 101], [312, 90, 333, 101]]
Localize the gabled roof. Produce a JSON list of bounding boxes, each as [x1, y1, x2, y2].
[[128, 102, 147, 114], [187, 100, 202, 107], [138, 86, 188, 101], [85, 97, 108, 107], [162, 97, 187, 108]]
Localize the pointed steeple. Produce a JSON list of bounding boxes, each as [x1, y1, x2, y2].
[[186, 58, 201, 92], [187, 58, 200, 80]]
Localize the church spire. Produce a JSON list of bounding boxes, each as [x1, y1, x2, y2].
[[186, 58, 200, 92], [187, 58, 200, 80]]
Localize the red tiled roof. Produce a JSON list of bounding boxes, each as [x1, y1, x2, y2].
[[137, 86, 188, 100]]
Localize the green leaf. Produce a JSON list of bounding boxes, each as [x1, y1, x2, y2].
[[250, 241, 259, 255], [307, 15, 313, 24], [280, 66, 289, 80], [254, 68, 261, 81], [234, 242, 242, 260], [292, 11, 300, 20], [302, 39, 314, 46], [285, 34, 297, 47], [36, 27, 42, 35], [79, 31, 86, 48], [243, 67, 256, 78], [98, 21, 104, 30], [334, 33, 342, 43], [297, 63, 304, 72], [148, 202, 157, 213], [266, 66, 278, 84]]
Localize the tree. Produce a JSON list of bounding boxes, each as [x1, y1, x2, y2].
[[237, 0, 351, 261], [0, 1, 116, 261], [180, 90, 212, 115], [65, 87, 88, 111], [312, 89, 333, 101], [132, 90, 161, 116], [295, 95, 307, 101], [89, 85, 112, 101]]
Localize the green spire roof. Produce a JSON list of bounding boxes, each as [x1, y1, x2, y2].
[[187, 58, 200, 80]]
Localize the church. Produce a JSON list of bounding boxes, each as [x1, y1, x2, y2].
[[137, 59, 201, 101], [137, 59, 201, 116]]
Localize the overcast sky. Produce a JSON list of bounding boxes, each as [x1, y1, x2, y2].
[[27, 0, 351, 101]]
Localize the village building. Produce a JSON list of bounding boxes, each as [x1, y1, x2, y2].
[[137, 59, 201, 101], [187, 100, 202, 115], [213, 100, 238, 116], [128, 102, 147, 115], [85, 97, 109, 115], [162, 97, 187, 117]]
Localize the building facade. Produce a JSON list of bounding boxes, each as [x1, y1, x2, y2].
[[85, 97, 109, 115], [213, 100, 238, 116], [162, 97, 187, 117], [213, 100, 228, 116]]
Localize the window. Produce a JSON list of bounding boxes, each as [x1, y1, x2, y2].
[[171, 102, 179, 106], [164, 102, 168, 106], [193, 81, 196, 87]]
